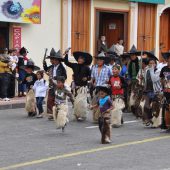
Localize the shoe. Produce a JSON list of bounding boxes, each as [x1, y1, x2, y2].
[[48, 116, 54, 121], [104, 137, 111, 144], [78, 117, 82, 121], [18, 92, 23, 97], [36, 114, 43, 118], [3, 98, 10, 101]]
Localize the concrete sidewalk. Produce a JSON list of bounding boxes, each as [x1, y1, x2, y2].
[[0, 97, 25, 110]]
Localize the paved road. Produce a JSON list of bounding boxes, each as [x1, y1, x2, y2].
[[0, 107, 170, 170]]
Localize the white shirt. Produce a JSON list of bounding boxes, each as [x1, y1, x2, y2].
[[53, 64, 59, 78], [9, 55, 18, 63], [114, 43, 124, 56], [33, 79, 48, 97]]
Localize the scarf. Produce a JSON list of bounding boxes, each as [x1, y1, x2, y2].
[[99, 96, 109, 107]]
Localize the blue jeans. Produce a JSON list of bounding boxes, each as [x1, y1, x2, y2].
[[36, 97, 44, 114], [18, 70, 26, 93]]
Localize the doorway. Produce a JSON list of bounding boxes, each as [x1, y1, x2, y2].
[[95, 10, 129, 55], [159, 8, 170, 60], [0, 22, 9, 53]]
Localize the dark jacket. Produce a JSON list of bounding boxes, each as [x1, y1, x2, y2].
[[23, 72, 37, 90], [64, 54, 91, 86], [43, 62, 67, 80], [128, 58, 140, 80]]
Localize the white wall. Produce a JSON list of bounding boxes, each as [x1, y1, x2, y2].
[[20, 0, 61, 68]]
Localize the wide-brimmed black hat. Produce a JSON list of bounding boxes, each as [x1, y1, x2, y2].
[[73, 51, 92, 65], [98, 86, 110, 95], [143, 50, 158, 61], [128, 45, 141, 56], [162, 52, 170, 60], [20, 59, 40, 71], [19, 47, 29, 55], [141, 58, 149, 65], [46, 48, 64, 61]]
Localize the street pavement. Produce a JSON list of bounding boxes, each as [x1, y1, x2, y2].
[[0, 106, 170, 170]]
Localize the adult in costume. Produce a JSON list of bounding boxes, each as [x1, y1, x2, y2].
[[0, 54, 13, 101], [18, 47, 29, 97], [91, 52, 112, 122], [142, 55, 162, 127], [43, 48, 66, 120], [160, 53, 170, 131]]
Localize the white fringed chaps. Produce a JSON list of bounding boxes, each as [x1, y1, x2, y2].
[[53, 104, 68, 128], [74, 87, 88, 119], [25, 89, 36, 113], [111, 98, 125, 127]]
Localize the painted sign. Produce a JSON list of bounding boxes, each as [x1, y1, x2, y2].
[[129, 0, 165, 4], [0, 0, 41, 24], [13, 27, 21, 50]]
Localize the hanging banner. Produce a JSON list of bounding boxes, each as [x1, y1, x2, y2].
[[129, 0, 165, 4], [0, 0, 41, 24], [13, 27, 21, 50]]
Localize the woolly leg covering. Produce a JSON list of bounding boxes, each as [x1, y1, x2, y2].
[[101, 118, 111, 144]]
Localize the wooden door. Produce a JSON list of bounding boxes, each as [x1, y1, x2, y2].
[[137, 3, 156, 51], [159, 8, 170, 58], [100, 13, 125, 49], [71, 0, 90, 52]]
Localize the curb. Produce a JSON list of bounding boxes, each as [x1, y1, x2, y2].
[[0, 103, 25, 110]]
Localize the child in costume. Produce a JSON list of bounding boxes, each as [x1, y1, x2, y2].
[[91, 86, 113, 144], [22, 59, 39, 117], [53, 76, 74, 132], [109, 65, 126, 127], [33, 71, 48, 118]]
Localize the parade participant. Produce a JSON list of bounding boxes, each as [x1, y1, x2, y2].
[[91, 52, 112, 122], [91, 52, 112, 91], [160, 53, 170, 131], [64, 50, 92, 121], [114, 38, 124, 56], [21, 59, 40, 117], [43, 48, 66, 120], [137, 58, 149, 86], [109, 65, 126, 127], [33, 71, 48, 118], [107, 53, 117, 71], [18, 47, 29, 97], [98, 36, 108, 53], [91, 86, 113, 144], [0, 55, 12, 101], [143, 58, 162, 126], [127, 45, 141, 111], [64, 50, 92, 95], [120, 53, 130, 112], [21, 59, 39, 91], [53, 76, 74, 132], [128, 45, 140, 83]]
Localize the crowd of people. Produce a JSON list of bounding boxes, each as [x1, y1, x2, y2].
[[0, 41, 170, 144]]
